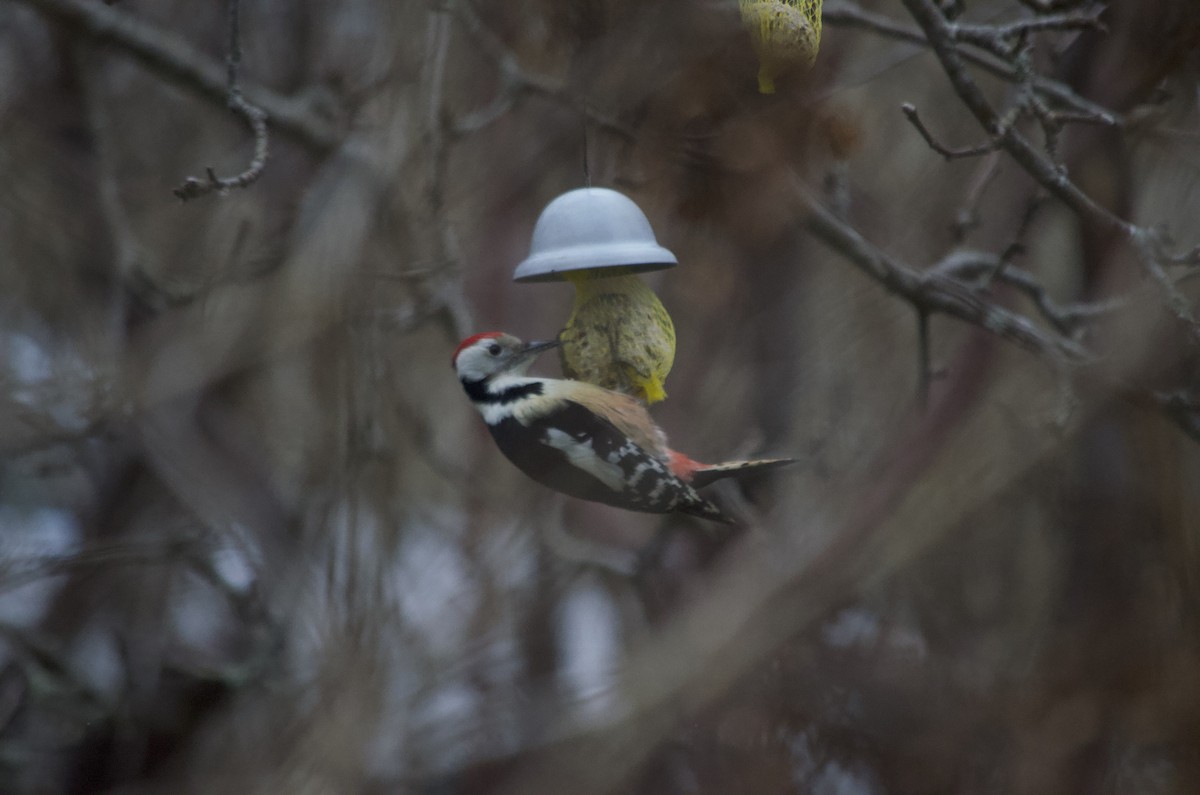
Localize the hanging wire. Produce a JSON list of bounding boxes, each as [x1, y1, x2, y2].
[[582, 118, 592, 188]]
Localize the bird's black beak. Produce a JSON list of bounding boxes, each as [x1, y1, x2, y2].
[[519, 339, 560, 359]]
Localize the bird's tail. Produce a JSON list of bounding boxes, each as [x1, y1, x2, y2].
[[669, 451, 797, 489], [677, 493, 737, 525]]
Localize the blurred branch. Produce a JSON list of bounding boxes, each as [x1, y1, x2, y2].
[[419, 6, 474, 341], [0, 538, 198, 595], [0, 371, 111, 457], [1155, 390, 1200, 444], [76, 42, 144, 281], [0, 622, 109, 713], [10, 0, 337, 152], [174, 0, 269, 201], [445, 0, 636, 142], [915, 309, 932, 408]]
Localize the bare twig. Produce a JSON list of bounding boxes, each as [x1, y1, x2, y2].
[[951, 10, 1105, 57], [445, 0, 637, 142], [953, 151, 1002, 240], [900, 0, 1198, 332], [1151, 231, 1200, 268], [1014, 0, 1094, 12], [989, 189, 1046, 285], [823, 1, 1117, 125], [901, 102, 999, 160], [932, 252, 1124, 336], [174, 0, 269, 200]]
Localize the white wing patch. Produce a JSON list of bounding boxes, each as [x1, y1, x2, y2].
[[480, 401, 514, 425], [543, 428, 627, 492]]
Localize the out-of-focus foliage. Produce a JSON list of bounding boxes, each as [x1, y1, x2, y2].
[[0, 0, 1199, 793]]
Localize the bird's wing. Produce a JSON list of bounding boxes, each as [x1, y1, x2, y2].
[[489, 394, 731, 520], [537, 380, 669, 457], [541, 425, 629, 493], [498, 398, 680, 512]]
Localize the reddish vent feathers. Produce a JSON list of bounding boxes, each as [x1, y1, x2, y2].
[[668, 450, 706, 482]]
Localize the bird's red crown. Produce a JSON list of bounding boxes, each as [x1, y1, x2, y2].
[[451, 331, 505, 367]]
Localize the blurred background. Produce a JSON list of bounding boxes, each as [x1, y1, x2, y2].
[[1, 0, 1200, 792]]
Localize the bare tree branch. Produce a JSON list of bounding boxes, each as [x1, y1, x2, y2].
[[951, 9, 1105, 57], [174, 0, 269, 200], [823, 0, 1117, 125], [901, 102, 999, 160], [900, 0, 1199, 332], [1155, 390, 1200, 444], [1014, 0, 1095, 12], [931, 251, 1124, 336], [952, 151, 1003, 240], [800, 185, 1093, 364]]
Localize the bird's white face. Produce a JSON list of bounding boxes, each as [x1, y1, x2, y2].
[[452, 333, 550, 382]]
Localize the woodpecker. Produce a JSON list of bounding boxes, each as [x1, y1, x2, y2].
[[452, 332, 794, 524]]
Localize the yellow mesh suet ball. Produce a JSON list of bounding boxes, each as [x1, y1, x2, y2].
[[559, 270, 676, 405], [740, 0, 822, 94]]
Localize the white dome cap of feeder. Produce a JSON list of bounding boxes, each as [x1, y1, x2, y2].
[[513, 188, 678, 283]]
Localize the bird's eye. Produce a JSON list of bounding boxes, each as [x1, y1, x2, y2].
[[487, 343, 502, 356]]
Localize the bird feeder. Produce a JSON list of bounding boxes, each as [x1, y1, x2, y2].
[[740, 0, 823, 94], [514, 188, 678, 404], [513, 188, 677, 282]]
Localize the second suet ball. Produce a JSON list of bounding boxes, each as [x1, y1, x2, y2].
[[740, 0, 823, 94]]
